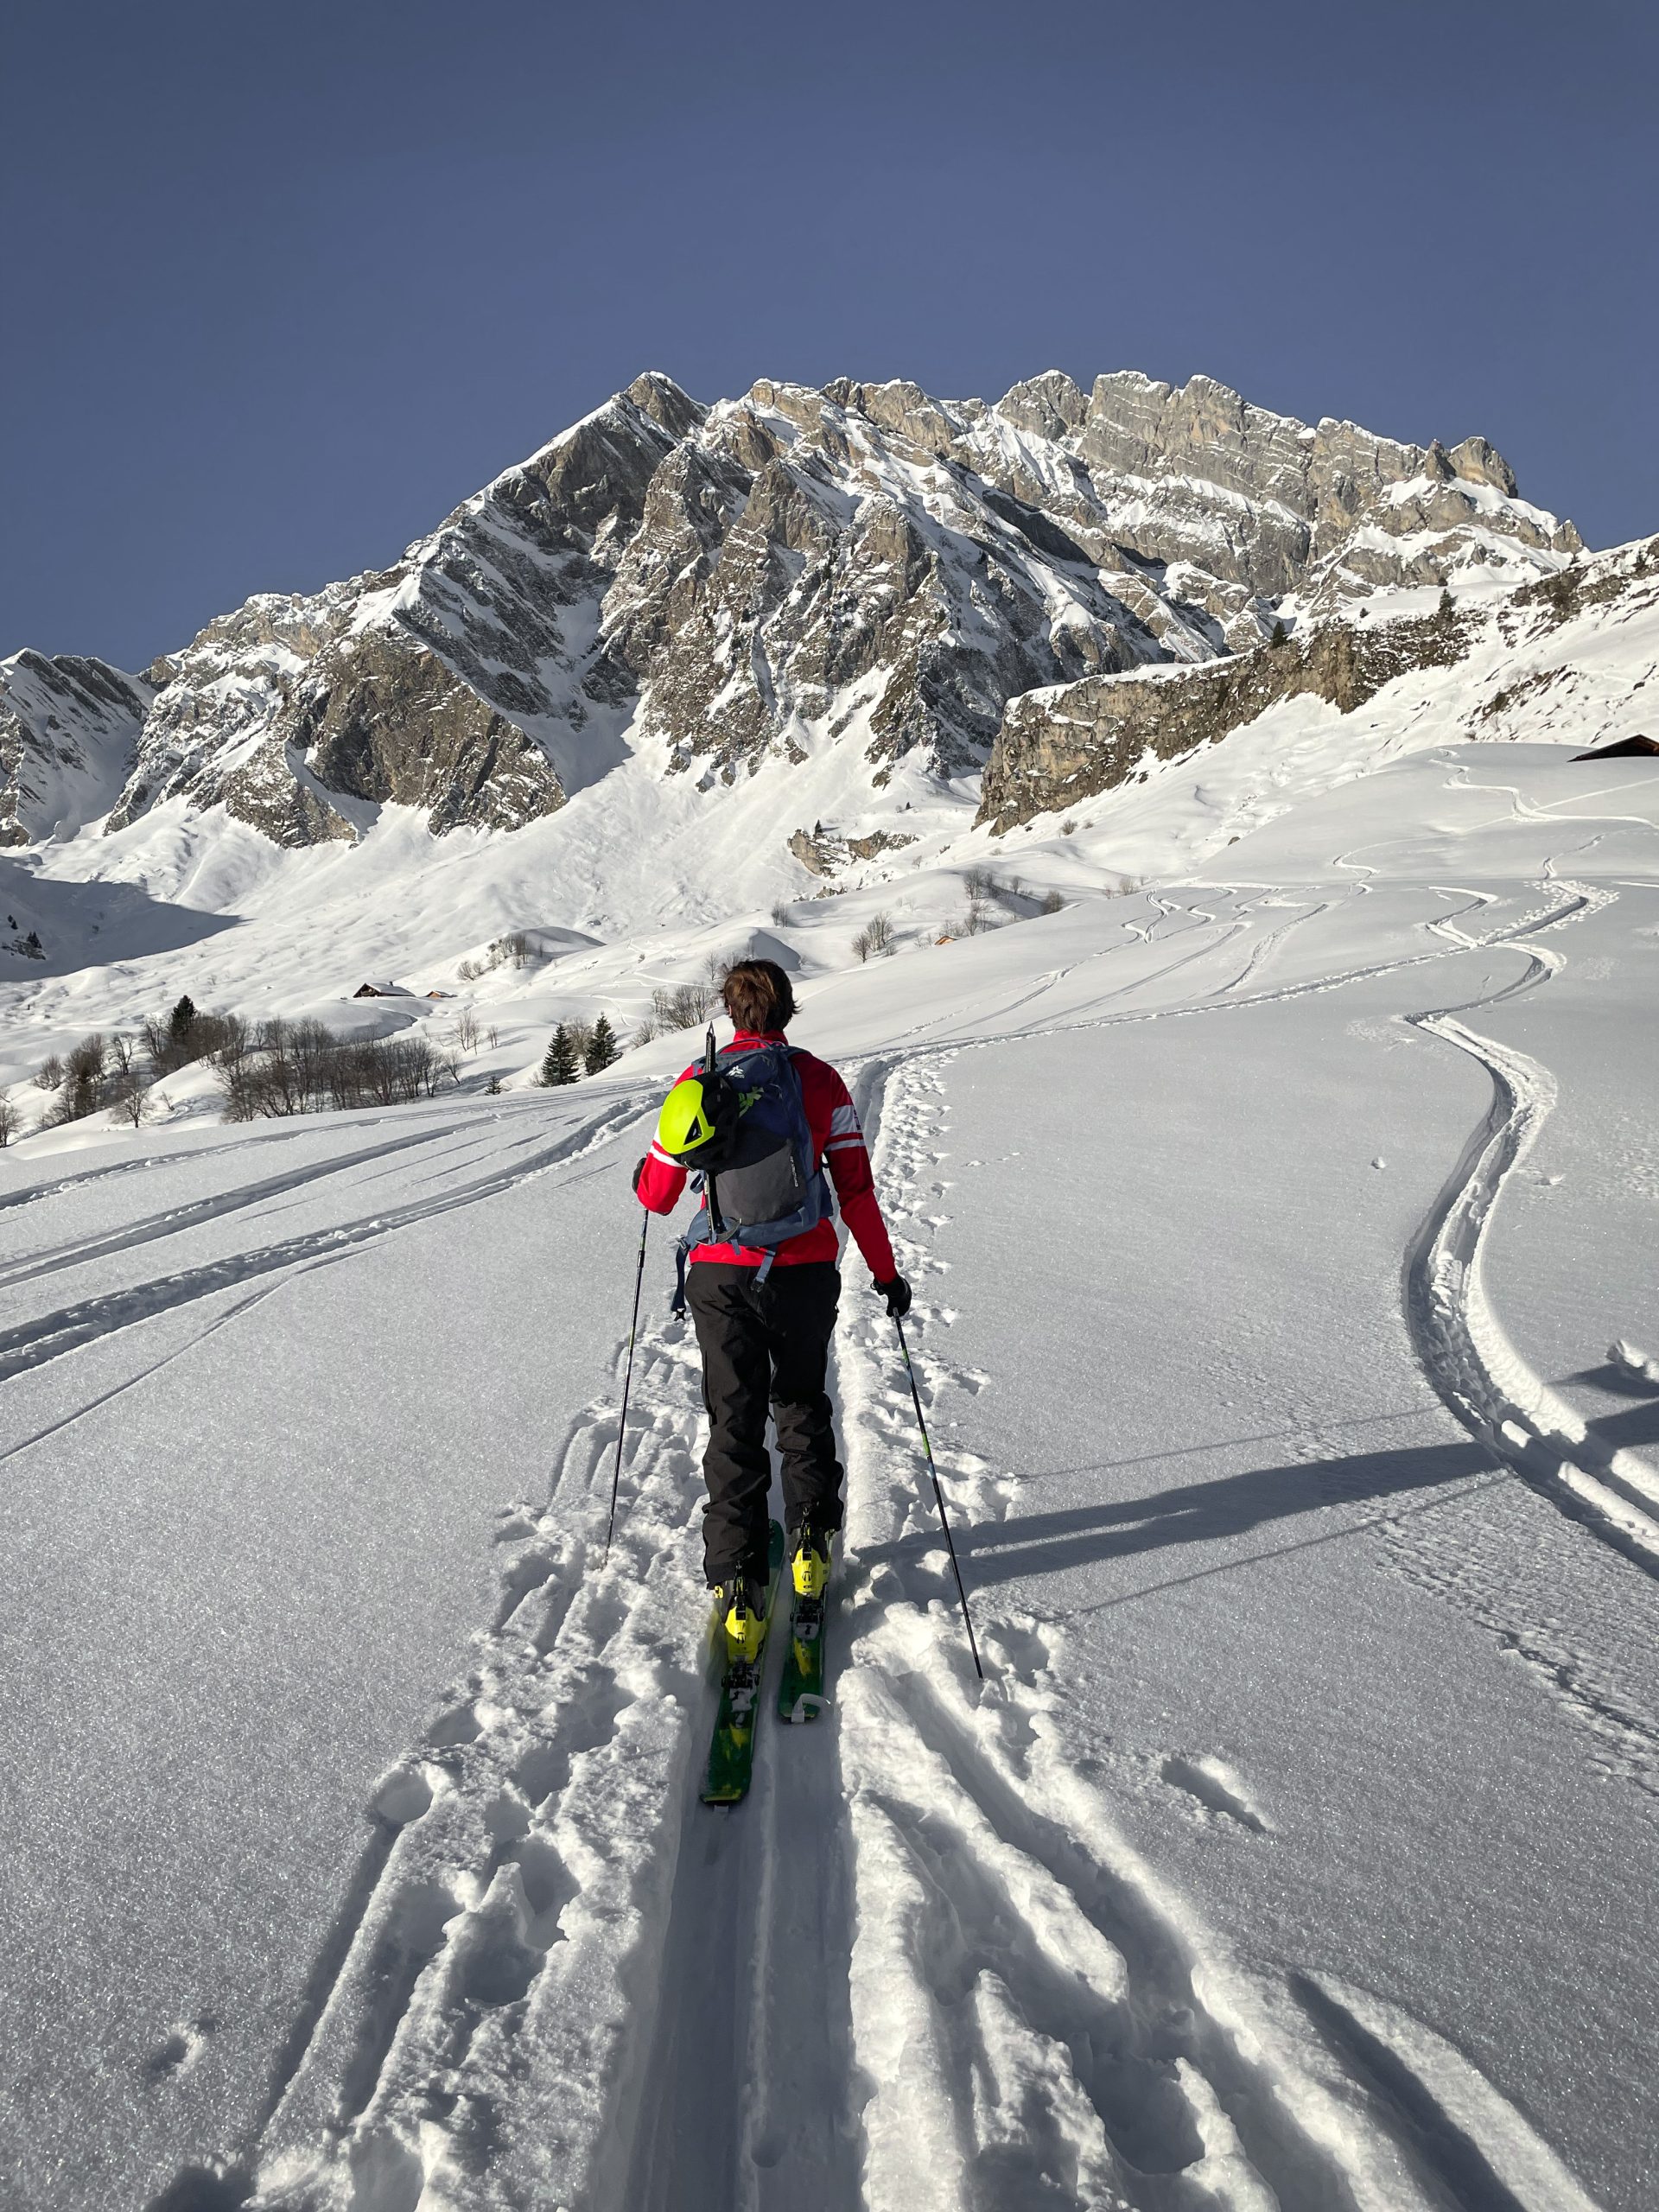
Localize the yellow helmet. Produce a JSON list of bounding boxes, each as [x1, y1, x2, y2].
[[657, 1073, 728, 1160]]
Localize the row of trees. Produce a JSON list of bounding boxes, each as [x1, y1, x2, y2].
[[143, 993, 240, 1075], [11, 994, 477, 1135], [25, 1030, 156, 1130], [218, 1019, 461, 1119], [15, 995, 226, 1136]]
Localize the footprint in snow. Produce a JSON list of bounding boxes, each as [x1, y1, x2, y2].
[[1160, 1753, 1272, 1835], [428, 1700, 482, 1749], [144, 2015, 217, 2083]]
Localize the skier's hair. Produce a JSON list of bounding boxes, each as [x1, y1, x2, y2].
[[722, 958, 795, 1033]]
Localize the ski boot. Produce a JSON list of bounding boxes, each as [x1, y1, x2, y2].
[[779, 1522, 836, 1719], [714, 1573, 769, 1666], [790, 1520, 834, 1603]]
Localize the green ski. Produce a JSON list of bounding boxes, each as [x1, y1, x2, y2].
[[701, 1519, 785, 1805]]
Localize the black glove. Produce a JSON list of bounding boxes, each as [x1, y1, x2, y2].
[[632, 1157, 648, 1194], [874, 1274, 912, 1319]]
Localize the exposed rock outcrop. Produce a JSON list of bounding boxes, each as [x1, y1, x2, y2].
[[977, 603, 1476, 831]]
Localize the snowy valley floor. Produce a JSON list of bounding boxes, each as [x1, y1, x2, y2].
[[1, 749, 1656, 2211]]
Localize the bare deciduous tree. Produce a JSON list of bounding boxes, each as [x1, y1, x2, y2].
[[851, 912, 897, 963], [51, 1034, 111, 1124], [115, 1076, 151, 1129], [0, 1088, 17, 1147], [651, 981, 719, 1031], [35, 1054, 62, 1091]]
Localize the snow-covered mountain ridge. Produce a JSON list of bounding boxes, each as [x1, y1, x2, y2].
[[2, 367, 1580, 860]]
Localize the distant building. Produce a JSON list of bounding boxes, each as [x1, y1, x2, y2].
[[1573, 734, 1658, 760]]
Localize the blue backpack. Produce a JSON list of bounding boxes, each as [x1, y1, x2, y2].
[[671, 1031, 834, 1306]]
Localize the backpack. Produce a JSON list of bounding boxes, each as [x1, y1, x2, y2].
[[671, 1030, 834, 1305]]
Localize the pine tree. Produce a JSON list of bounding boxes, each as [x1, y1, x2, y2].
[[168, 994, 198, 1044], [583, 1014, 621, 1074], [540, 1025, 580, 1086], [1269, 620, 1288, 648]]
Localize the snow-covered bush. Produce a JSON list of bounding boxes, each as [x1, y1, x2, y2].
[[459, 931, 534, 982]]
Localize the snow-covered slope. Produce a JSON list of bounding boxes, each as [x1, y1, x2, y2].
[[2, 735, 1655, 2212]]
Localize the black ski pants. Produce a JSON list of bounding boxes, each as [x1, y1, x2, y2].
[[685, 1261, 843, 1587]]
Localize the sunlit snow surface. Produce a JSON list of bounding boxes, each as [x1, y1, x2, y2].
[[1, 743, 1656, 2211]]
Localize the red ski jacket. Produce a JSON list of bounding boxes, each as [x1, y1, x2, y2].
[[634, 1029, 897, 1280]]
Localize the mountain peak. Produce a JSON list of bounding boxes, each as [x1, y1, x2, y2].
[[2, 368, 1584, 858]]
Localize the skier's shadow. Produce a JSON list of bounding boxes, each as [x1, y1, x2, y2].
[[1562, 1361, 1659, 1454], [868, 1434, 1495, 1592]]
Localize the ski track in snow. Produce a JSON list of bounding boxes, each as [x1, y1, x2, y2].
[[0, 1098, 647, 1389], [143, 935, 1636, 2212], [1401, 923, 1659, 1579]]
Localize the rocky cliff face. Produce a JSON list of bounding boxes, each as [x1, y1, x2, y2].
[[0, 652, 154, 846], [969, 371, 1579, 606], [978, 601, 1478, 830], [3, 368, 1581, 852]]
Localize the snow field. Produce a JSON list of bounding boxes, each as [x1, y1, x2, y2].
[[1, 742, 1655, 2209]]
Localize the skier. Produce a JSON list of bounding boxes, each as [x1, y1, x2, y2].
[[632, 958, 909, 1664]]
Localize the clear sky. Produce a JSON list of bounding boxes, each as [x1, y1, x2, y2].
[[4, 0, 1656, 671]]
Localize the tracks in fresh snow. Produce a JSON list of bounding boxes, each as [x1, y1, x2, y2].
[[142, 879, 1646, 2211], [0, 1099, 642, 1389], [0, 1122, 471, 1293], [207, 1317, 715, 2211], [168, 1052, 1410, 2212], [1401, 885, 1659, 1575]]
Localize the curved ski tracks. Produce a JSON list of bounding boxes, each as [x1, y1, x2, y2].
[[1402, 887, 1659, 1576]]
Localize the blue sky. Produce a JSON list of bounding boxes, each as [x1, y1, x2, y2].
[[4, 0, 1656, 670]]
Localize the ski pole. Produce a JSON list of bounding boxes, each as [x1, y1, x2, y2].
[[604, 1210, 650, 1560], [893, 1312, 983, 1679]]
